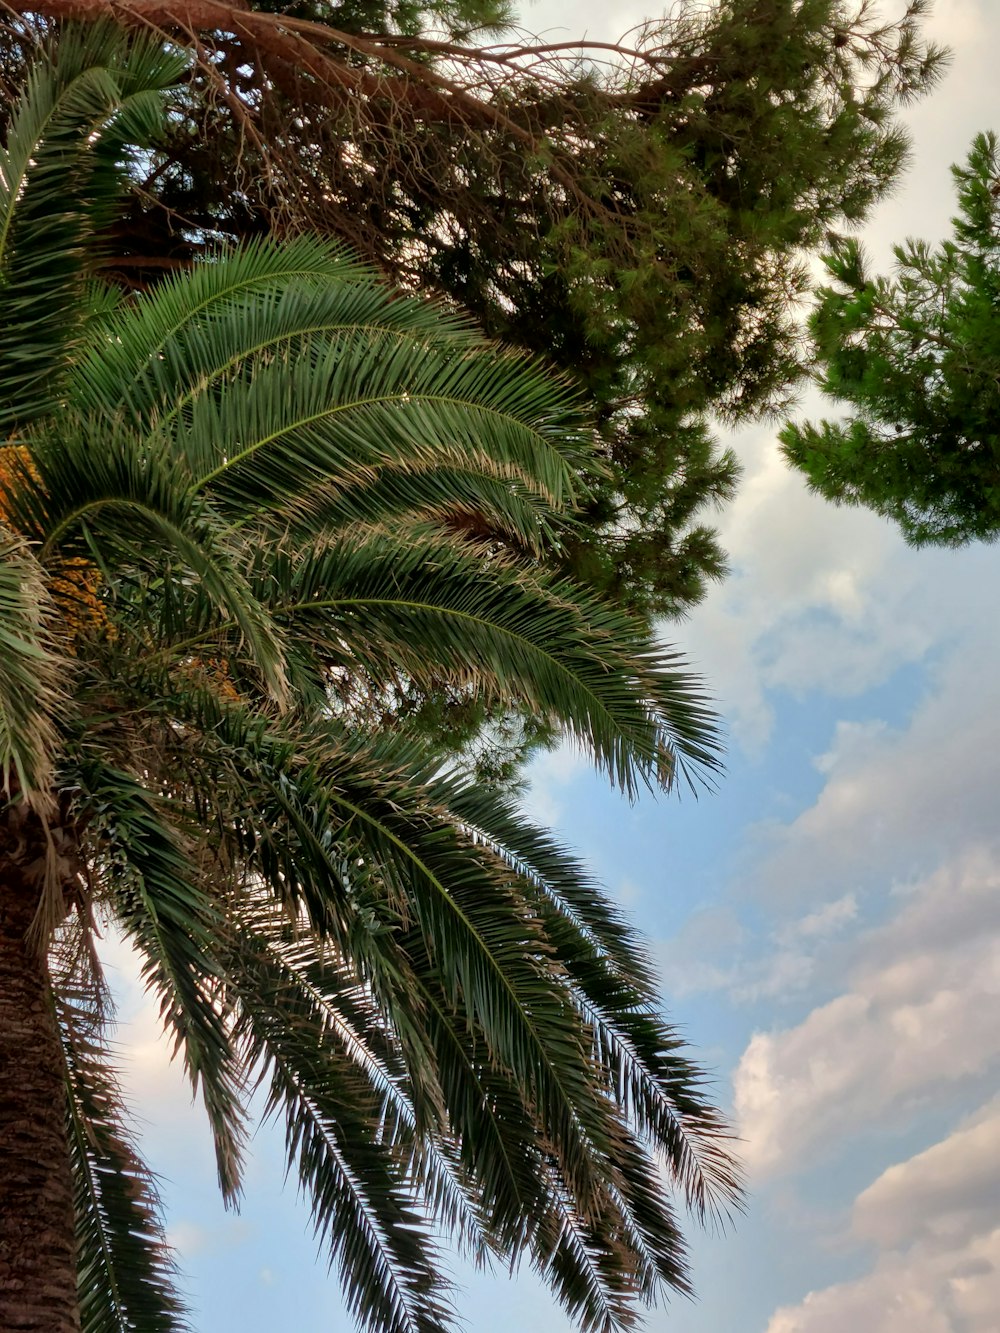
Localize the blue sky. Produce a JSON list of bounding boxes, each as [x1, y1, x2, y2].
[[104, 2, 1000, 1329]]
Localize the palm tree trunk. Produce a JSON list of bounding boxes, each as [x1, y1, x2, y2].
[[0, 803, 80, 1333]]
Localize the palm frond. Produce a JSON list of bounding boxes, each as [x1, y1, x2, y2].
[[532, 1184, 652, 1333], [69, 250, 589, 525], [278, 462, 568, 559], [0, 530, 66, 803], [397, 952, 682, 1333], [236, 917, 487, 1259], [67, 757, 247, 1200], [428, 772, 658, 989], [54, 952, 188, 1333], [271, 533, 721, 795], [429, 773, 742, 1220], [407, 966, 548, 1253], [74, 254, 475, 426], [93, 680, 734, 1325], [0, 23, 185, 431], [228, 915, 460, 1333], [182, 336, 586, 522], [7, 425, 289, 705], [295, 744, 623, 1213]]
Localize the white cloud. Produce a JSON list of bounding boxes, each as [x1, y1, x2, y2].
[[775, 894, 858, 946], [614, 876, 642, 906], [657, 893, 859, 1002], [657, 905, 748, 997], [811, 720, 888, 777], [766, 1235, 1000, 1333], [733, 849, 1000, 1179], [165, 1217, 255, 1259], [681, 422, 1000, 754], [854, 1104, 1000, 1251], [750, 615, 1000, 907], [165, 1221, 212, 1257], [523, 738, 590, 828], [922, 0, 989, 49], [765, 1102, 1000, 1333], [683, 422, 895, 751]]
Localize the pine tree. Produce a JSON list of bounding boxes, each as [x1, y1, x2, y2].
[[0, 1, 948, 615], [782, 130, 1000, 546]]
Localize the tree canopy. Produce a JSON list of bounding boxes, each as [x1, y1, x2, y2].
[[0, 28, 736, 1333], [781, 129, 1000, 546], [0, 0, 948, 616]]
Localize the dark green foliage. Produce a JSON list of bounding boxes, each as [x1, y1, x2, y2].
[[0, 28, 187, 431], [1, 0, 947, 616], [442, 0, 947, 615], [782, 130, 1000, 546], [0, 30, 737, 1333]]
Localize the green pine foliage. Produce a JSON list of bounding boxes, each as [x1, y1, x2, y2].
[[0, 0, 948, 616], [0, 29, 737, 1333], [782, 130, 1000, 546]]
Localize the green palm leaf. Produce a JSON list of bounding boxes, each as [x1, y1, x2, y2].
[[231, 917, 459, 1333], [431, 773, 741, 1220], [237, 919, 487, 1256], [163, 702, 723, 1255], [0, 532, 65, 803], [270, 532, 720, 794], [73, 238, 382, 419], [7, 423, 289, 704], [54, 952, 188, 1333], [0, 24, 186, 431], [67, 758, 247, 1200]]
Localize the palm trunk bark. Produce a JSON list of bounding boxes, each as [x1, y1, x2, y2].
[[0, 802, 80, 1333]]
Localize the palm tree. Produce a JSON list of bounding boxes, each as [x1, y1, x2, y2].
[[0, 26, 738, 1333]]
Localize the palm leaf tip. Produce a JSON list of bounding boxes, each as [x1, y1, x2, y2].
[[72, 758, 248, 1201], [56, 963, 189, 1333]]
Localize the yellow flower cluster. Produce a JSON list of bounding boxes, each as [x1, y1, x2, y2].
[[1, 447, 242, 700], [0, 444, 111, 648], [183, 656, 241, 702], [0, 443, 31, 517]]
